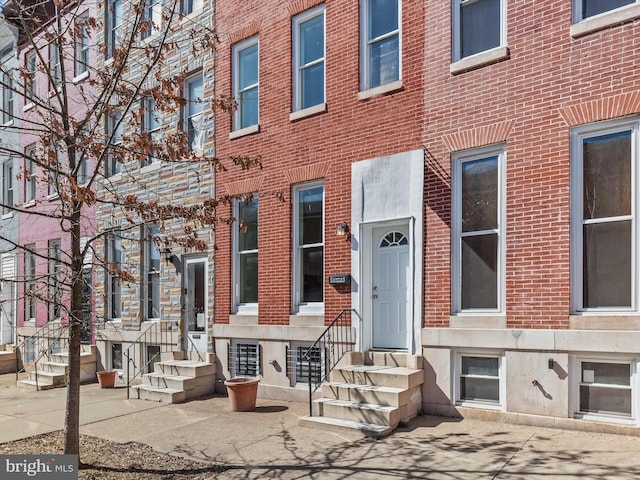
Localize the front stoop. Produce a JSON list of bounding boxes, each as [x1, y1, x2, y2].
[[16, 346, 97, 391], [299, 352, 424, 438], [131, 351, 217, 404]]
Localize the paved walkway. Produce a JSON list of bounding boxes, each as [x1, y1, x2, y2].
[[1, 373, 639, 479]]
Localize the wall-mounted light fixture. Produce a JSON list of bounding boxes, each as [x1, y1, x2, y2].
[[162, 247, 172, 265], [162, 247, 182, 273], [336, 222, 349, 237]]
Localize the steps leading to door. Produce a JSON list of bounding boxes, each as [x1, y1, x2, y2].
[[131, 351, 217, 403], [299, 351, 424, 438], [16, 346, 97, 390]]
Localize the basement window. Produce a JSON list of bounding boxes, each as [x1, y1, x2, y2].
[[455, 352, 504, 409]]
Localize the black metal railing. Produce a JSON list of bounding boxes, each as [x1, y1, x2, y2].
[[124, 321, 203, 398], [14, 322, 70, 390], [304, 309, 359, 416]]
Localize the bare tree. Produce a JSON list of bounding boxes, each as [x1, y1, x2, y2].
[[0, 0, 260, 457]]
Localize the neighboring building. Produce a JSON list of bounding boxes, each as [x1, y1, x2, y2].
[[0, 18, 19, 346]]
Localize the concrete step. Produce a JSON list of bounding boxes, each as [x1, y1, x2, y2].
[[41, 361, 68, 375], [131, 385, 186, 403], [156, 360, 216, 377], [312, 398, 400, 426], [27, 370, 66, 386], [330, 365, 424, 389], [322, 382, 408, 407], [16, 379, 58, 390], [142, 372, 215, 391], [299, 415, 394, 438], [50, 350, 97, 364]]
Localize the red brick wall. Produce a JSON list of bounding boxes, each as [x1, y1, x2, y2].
[[214, 0, 426, 325]]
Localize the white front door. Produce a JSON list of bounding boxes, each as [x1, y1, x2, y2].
[[183, 256, 208, 354], [372, 226, 409, 349]]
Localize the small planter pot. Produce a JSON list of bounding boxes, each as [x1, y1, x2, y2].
[[224, 377, 260, 411], [96, 370, 116, 389]]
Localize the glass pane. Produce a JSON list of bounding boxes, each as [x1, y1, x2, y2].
[[239, 197, 258, 251], [240, 87, 258, 128], [462, 356, 499, 376], [369, 35, 399, 88], [301, 62, 324, 109], [582, 0, 634, 19], [188, 77, 204, 117], [461, 233, 498, 309], [461, 0, 501, 58], [301, 246, 323, 303], [369, 0, 398, 39], [239, 252, 258, 304], [299, 186, 323, 245], [462, 156, 498, 232], [580, 385, 631, 415], [582, 362, 630, 386], [461, 377, 499, 402], [583, 131, 631, 219], [583, 220, 631, 308], [111, 343, 122, 370], [239, 43, 258, 89], [300, 14, 324, 65]]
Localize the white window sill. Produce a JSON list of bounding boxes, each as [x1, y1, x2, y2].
[[571, 4, 640, 37], [72, 71, 89, 84], [456, 400, 504, 411], [574, 412, 636, 425], [2, 212, 13, 220], [46, 193, 59, 201], [2, 120, 14, 128], [290, 103, 327, 121], [293, 305, 325, 316], [450, 46, 509, 74], [23, 102, 35, 112], [229, 124, 259, 140], [22, 200, 36, 208], [104, 57, 114, 67], [358, 80, 403, 101], [181, 8, 203, 22]]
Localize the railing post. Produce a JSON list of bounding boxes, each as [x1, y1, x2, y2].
[[308, 354, 313, 417], [126, 349, 130, 399]]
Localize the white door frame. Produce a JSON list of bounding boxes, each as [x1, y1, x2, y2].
[[360, 217, 415, 352], [182, 255, 209, 354]]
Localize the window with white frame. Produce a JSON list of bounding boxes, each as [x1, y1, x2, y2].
[[452, 146, 504, 312], [184, 74, 204, 150], [452, 0, 506, 62], [571, 119, 639, 311], [2, 160, 14, 215], [291, 343, 325, 386], [24, 146, 37, 202], [106, 232, 122, 320], [142, 0, 162, 39], [361, 0, 400, 91], [48, 146, 61, 197], [182, 0, 202, 16], [233, 196, 258, 312], [106, 112, 123, 176], [142, 96, 162, 166], [142, 225, 161, 320], [231, 341, 260, 377], [25, 51, 37, 104], [293, 182, 324, 312], [2, 71, 14, 124], [49, 43, 62, 90], [293, 5, 325, 112], [75, 14, 90, 77], [48, 239, 62, 321], [456, 353, 503, 407], [232, 36, 259, 131], [573, 0, 636, 22], [106, 0, 123, 59], [24, 246, 36, 321], [577, 359, 633, 419]]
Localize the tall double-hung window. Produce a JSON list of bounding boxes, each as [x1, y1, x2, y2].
[[106, 112, 123, 176], [571, 119, 640, 311], [232, 37, 259, 131], [573, 0, 636, 22], [293, 6, 325, 112], [48, 239, 62, 321], [452, 146, 504, 312], [233, 196, 258, 312], [182, 0, 202, 16], [25, 51, 37, 105], [142, 0, 162, 39], [2, 71, 14, 124], [75, 14, 90, 77], [24, 145, 36, 202], [106, 0, 123, 59], [142, 96, 162, 165], [293, 182, 324, 313], [184, 74, 204, 150], [452, 0, 506, 62], [24, 246, 36, 321], [142, 225, 160, 320], [106, 232, 122, 320], [2, 160, 14, 215], [361, 0, 400, 91], [49, 43, 62, 90]]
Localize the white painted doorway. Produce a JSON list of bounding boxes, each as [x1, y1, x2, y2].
[[183, 256, 208, 354], [372, 226, 410, 350]]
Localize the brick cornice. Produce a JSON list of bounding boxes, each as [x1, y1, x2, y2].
[[287, 0, 324, 16], [284, 163, 329, 184], [442, 120, 515, 152], [558, 92, 640, 127], [222, 177, 263, 196], [228, 20, 261, 45]]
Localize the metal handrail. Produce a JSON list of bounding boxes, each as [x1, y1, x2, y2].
[[304, 309, 359, 417]]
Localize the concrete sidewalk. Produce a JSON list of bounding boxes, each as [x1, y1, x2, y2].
[[1, 373, 639, 479]]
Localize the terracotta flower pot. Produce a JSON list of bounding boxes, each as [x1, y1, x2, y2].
[[96, 370, 116, 388], [224, 377, 260, 411]]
